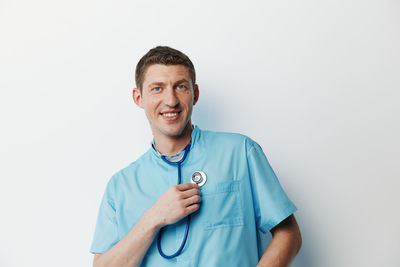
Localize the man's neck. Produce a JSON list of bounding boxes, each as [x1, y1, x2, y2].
[[152, 123, 193, 157]]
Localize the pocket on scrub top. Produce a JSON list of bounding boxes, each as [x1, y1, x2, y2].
[[199, 180, 244, 230]]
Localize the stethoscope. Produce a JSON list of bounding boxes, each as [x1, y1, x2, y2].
[[157, 143, 207, 259]]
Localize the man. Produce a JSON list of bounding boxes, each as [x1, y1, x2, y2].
[[90, 46, 302, 267]]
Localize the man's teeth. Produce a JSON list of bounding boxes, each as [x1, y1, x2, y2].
[[163, 113, 177, 117]]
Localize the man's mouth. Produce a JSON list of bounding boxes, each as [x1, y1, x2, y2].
[[162, 112, 178, 117], [160, 111, 181, 121]]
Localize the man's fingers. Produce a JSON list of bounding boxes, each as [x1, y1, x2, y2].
[[180, 188, 199, 199], [176, 183, 198, 191], [185, 204, 200, 215], [183, 194, 201, 206]]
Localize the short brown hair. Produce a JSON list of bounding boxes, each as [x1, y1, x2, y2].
[[135, 46, 196, 91]]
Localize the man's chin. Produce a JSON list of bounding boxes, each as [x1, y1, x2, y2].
[[160, 124, 189, 138], [151, 120, 191, 138], [162, 129, 184, 137]]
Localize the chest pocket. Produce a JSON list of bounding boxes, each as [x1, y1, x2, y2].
[[198, 180, 244, 230]]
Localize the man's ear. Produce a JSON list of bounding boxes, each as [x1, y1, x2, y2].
[[193, 84, 199, 105], [132, 88, 144, 108]]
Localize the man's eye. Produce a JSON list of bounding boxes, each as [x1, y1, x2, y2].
[[177, 85, 186, 90], [153, 87, 162, 92]]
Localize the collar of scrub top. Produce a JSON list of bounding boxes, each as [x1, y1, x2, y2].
[[150, 124, 199, 259], [150, 124, 200, 161]]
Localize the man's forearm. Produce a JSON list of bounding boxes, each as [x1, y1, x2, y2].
[[93, 210, 161, 267], [257, 215, 302, 267], [93, 183, 200, 267]]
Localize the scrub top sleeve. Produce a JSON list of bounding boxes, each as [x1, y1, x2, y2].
[[90, 176, 119, 254], [247, 142, 297, 233]]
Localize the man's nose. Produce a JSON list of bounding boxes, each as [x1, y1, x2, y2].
[[164, 87, 179, 107]]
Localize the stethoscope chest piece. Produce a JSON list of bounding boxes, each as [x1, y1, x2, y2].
[[191, 170, 207, 187]]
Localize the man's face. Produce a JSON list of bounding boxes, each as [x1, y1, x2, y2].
[[133, 64, 199, 138]]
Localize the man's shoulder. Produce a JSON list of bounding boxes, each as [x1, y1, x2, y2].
[[107, 149, 152, 184], [198, 127, 258, 151], [200, 127, 247, 141]]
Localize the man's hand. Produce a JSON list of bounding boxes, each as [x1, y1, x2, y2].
[[93, 183, 201, 267], [148, 183, 201, 228]]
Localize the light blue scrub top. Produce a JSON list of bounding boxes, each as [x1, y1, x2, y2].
[[90, 126, 297, 266]]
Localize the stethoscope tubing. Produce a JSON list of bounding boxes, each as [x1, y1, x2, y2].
[[157, 143, 192, 259]]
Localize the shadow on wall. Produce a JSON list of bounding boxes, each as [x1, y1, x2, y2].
[[259, 214, 315, 267], [291, 213, 315, 267], [192, 95, 225, 131]]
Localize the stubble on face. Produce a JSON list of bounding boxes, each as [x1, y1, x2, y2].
[[140, 64, 197, 140]]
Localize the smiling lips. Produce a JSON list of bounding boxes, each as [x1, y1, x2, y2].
[[163, 112, 178, 117], [161, 111, 181, 121]]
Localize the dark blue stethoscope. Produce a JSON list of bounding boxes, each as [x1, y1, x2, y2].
[[157, 143, 207, 259]]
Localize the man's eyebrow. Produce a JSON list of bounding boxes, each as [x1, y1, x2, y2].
[[173, 79, 190, 86], [147, 79, 190, 89], [147, 82, 165, 88]]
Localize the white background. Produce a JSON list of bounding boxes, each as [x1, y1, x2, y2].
[[1, 0, 399, 266]]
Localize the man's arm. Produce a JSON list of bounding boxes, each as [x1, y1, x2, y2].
[[93, 183, 200, 267], [257, 214, 302, 267]]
